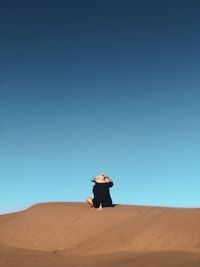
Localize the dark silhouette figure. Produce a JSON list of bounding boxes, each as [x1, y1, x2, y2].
[[86, 174, 114, 210]]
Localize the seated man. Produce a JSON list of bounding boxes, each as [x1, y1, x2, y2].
[[87, 174, 114, 210]]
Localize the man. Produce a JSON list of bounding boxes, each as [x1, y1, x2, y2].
[[86, 174, 114, 210]]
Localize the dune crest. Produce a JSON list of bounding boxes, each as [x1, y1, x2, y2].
[[0, 202, 200, 267]]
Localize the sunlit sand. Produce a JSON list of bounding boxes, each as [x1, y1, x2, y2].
[[0, 202, 200, 267]]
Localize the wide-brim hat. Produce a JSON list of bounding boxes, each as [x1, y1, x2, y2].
[[93, 174, 106, 183]]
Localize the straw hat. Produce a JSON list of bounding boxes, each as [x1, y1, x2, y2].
[[92, 174, 107, 183]]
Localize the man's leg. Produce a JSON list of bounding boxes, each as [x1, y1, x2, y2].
[[97, 203, 102, 211], [86, 197, 93, 206]]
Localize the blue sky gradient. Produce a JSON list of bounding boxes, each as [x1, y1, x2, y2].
[[0, 0, 200, 214]]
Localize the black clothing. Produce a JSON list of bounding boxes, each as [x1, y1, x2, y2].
[[92, 182, 113, 208]]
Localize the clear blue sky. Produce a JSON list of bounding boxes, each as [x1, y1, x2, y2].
[[0, 0, 199, 214]]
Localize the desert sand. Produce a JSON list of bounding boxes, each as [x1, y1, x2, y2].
[[0, 202, 200, 267]]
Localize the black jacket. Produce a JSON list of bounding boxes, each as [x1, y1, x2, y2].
[[92, 182, 113, 208]]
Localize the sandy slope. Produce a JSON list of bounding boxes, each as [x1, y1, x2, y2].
[[0, 202, 200, 267]]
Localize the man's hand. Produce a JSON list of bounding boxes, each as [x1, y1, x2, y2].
[[105, 177, 112, 183]]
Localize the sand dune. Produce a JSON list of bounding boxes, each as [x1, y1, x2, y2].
[[0, 202, 200, 267]]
